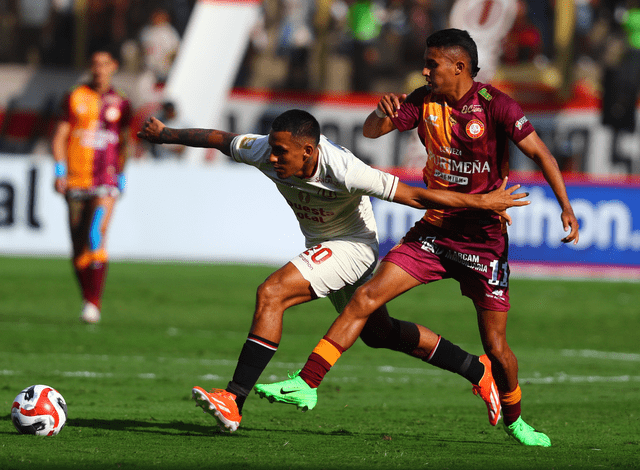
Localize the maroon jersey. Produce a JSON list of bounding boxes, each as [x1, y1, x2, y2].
[[60, 84, 131, 191], [391, 82, 535, 233]]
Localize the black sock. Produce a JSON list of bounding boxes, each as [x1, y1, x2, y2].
[[360, 317, 420, 354], [226, 334, 278, 413], [425, 336, 484, 384], [392, 319, 421, 354]]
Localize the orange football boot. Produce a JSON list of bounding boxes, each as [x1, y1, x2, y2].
[[472, 354, 502, 426], [192, 387, 242, 432]]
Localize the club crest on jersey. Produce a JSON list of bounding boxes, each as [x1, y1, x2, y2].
[[105, 106, 121, 122], [465, 119, 485, 139], [298, 191, 311, 203]]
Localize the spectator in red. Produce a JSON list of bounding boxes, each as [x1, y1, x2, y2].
[[501, 0, 543, 64]]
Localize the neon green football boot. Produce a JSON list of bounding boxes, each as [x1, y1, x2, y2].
[[254, 370, 317, 411], [504, 416, 552, 447]]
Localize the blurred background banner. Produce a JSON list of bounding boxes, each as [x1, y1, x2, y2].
[[372, 172, 640, 280], [0, 158, 304, 264], [2, 157, 639, 279]]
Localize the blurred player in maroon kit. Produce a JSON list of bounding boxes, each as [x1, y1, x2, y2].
[[52, 49, 132, 323], [256, 29, 580, 447]]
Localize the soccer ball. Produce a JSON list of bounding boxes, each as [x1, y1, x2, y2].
[[11, 385, 68, 436]]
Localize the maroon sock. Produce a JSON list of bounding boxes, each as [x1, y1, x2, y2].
[[299, 354, 331, 388], [299, 336, 345, 388], [86, 262, 107, 309], [502, 401, 522, 426], [75, 266, 91, 302]]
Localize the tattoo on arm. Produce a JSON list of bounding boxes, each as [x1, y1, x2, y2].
[[160, 127, 236, 155]]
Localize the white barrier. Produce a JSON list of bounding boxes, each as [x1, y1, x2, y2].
[[3, 156, 640, 281], [0, 158, 303, 264]]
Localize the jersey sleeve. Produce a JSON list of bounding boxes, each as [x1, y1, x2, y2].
[[344, 154, 399, 202], [229, 134, 269, 166], [489, 87, 535, 143], [390, 86, 429, 132]]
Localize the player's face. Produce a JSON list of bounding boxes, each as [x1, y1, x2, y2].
[[267, 131, 311, 179], [422, 47, 459, 95], [90, 52, 118, 89]]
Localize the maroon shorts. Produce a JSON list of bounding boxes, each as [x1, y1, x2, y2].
[[383, 219, 510, 312]]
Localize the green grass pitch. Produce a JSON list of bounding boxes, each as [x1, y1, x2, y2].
[[0, 256, 638, 469]]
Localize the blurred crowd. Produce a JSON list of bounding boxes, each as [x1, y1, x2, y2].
[[0, 0, 638, 95], [0, 0, 191, 81], [244, 0, 640, 99]]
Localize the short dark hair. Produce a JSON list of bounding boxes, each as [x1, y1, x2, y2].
[[89, 44, 120, 63], [426, 29, 480, 78], [271, 109, 320, 146]]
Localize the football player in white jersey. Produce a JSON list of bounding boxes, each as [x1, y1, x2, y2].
[[137, 109, 528, 432]]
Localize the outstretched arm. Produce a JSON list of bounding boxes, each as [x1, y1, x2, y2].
[[516, 131, 579, 244], [392, 177, 529, 225], [137, 117, 238, 157]]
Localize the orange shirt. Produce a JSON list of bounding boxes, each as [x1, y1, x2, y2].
[[61, 84, 131, 190]]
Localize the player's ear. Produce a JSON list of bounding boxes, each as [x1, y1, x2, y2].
[[303, 143, 314, 160]]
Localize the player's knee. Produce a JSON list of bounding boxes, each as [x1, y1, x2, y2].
[[483, 336, 510, 363], [350, 283, 380, 314], [255, 279, 284, 309], [73, 251, 92, 270]]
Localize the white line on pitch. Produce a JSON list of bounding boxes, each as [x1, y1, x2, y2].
[[2, 348, 638, 367], [560, 349, 640, 362], [2, 369, 639, 386]]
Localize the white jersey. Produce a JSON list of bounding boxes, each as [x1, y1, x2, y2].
[[230, 134, 399, 247]]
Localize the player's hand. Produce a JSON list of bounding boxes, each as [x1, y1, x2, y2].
[[54, 177, 67, 195], [377, 93, 407, 118], [137, 117, 166, 143], [560, 209, 579, 244], [483, 177, 530, 225]]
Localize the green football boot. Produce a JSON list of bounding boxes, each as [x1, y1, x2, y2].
[[254, 370, 317, 411], [504, 416, 552, 447]]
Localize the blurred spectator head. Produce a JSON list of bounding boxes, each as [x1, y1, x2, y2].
[[150, 7, 172, 27]]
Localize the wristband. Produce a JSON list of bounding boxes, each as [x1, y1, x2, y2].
[[117, 173, 126, 192], [54, 162, 66, 177], [374, 107, 387, 118]]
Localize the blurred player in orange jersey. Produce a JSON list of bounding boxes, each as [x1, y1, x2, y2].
[[52, 48, 132, 323]]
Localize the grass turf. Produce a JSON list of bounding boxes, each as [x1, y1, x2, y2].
[[0, 256, 638, 469]]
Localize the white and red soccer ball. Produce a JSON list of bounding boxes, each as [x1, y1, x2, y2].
[[11, 385, 68, 436]]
